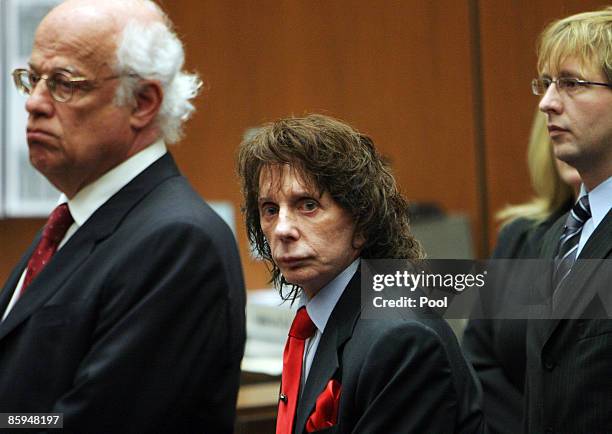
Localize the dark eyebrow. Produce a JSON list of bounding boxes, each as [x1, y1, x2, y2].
[[557, 69, 583, 79]]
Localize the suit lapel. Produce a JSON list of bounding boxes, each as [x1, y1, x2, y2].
[[539, 209, 612, 345], [529, 215, 565, 351], [295, 273, 361, 434], [0, 229, 98, 340], [0, 153, 181, 341]]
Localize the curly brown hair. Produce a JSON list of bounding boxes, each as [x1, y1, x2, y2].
[[237, 114, 423, 299]]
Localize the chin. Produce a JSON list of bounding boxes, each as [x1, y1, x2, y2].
[[553, 144, 579, 163], [29, 155, 50, 173], [281, 271, 311, 289]]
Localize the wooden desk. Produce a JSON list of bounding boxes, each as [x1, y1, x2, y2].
[[235, 381, 280, 434]]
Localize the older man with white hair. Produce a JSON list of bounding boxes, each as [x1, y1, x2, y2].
[[0, 1, 245, 432]]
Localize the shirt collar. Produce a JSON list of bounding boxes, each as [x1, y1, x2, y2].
[[582, 176, 612, 229], [299, 258, 360, 334], [59, 140, 167, 226]]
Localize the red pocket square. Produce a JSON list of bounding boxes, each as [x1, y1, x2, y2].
[[306, 379, 341, 433]]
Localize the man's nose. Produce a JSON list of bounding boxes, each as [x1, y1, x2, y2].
[[539, 82, 563, 115], [25, 80, 54, 117], [274, 209, 299, 240]]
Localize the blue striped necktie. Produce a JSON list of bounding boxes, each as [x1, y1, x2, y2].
[[553, 195, 591, 293]]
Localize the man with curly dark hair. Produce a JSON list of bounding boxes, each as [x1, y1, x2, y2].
[[238, 114, 484, 434]]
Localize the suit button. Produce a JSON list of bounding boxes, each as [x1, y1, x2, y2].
[[543, 358, 555, 371]]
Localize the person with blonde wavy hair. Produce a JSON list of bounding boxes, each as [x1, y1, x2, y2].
[[498, 110, 579, 226]]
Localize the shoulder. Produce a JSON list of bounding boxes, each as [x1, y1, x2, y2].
[[341, 316, 477, 409], [492, 218, 535, 258], [347, 316, 462, 368], [124, 175, 237, 248], [522, 208, 568, 257], [537, 212, 568, 258]]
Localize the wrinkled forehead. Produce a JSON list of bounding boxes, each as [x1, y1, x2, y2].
[[31, 4, 118, 74], [30, 0, 164, 74], [257, 164, 321, 197]]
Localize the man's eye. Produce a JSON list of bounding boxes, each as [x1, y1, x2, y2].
[[560, 78, 579, 90], [28, 73, 41, 85], [301, 200, 318, 212], [261, 205, 278, 216], [52, 74, 73, 92]]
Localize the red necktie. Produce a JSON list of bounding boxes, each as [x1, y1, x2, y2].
[[20, 203, 74, 295], [276, 306, 316, 434]]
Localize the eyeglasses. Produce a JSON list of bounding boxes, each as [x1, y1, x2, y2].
[[12, 68, 124, 103], [531, 76, 612, 96]]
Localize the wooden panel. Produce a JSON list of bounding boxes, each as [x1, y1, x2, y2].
[[165, 0, 478, 289], [0, 219, 43, 287], [480, 0, 610, 250]]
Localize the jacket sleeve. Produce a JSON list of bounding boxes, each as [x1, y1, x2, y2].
[[463, 319, 523, 434], [348, 321, 484, 434]]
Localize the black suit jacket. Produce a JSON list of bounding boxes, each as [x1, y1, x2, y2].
[[294, 272, 484, 434], [463, 204, 570, 434], [0, 154, 246, 434], [524, 208, 612, 433]]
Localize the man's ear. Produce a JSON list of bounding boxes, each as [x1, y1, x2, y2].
[[130, 80, 163, 129], [353, 231, 366, 251]]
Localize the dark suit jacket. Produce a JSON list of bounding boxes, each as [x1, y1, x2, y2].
[[0, 154, 246, 434], [294, 272, 484, 434], [524, 208, 612, 433], [463, 204, 570, 434]]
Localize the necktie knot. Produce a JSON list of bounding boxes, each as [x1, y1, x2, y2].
[[289, 307, 316, 340], [565, 195, 591, 230], [42, 203, 74, 243]]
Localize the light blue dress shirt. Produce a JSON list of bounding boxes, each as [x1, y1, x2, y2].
[[298, 258, 360, 392], [577, 176, 612, 257]]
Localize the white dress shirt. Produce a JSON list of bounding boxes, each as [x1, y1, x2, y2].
[[298, 258, 360, 392]]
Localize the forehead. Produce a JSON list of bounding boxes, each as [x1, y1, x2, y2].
[[30, 5, 117, 74], [540, 55, 602, 78], [538, 38, 603, 75], [258, 164, 319, 197]]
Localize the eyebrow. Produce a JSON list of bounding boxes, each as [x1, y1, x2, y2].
[[558, 69, 583, 78], [27, 63, 81, 76], [541, 67, 585, 79], [257, 191, 319, 205]]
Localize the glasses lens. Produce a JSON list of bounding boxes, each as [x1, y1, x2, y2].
[[557, 77, 580, 92], [13, 70, 33, 95], [49, 72, 73, 102], [531, 78, 551, 95]]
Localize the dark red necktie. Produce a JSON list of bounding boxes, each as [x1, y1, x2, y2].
[[20, 203, 74, 295], [276, 306, 316, 434]]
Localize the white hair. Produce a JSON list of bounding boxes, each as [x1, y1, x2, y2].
[[115, 13, 201, 144]]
